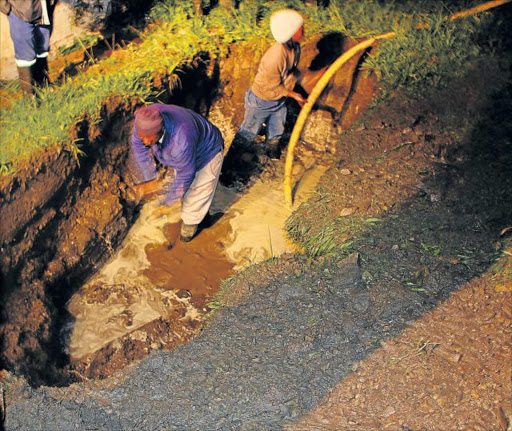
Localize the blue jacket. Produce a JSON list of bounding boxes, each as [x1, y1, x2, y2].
[[131, 104, 223, 206]]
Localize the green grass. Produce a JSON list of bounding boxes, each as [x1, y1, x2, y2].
[[1, 0, 508, 174], [286, 208, 380, 258], [58, 33, 102, 56]]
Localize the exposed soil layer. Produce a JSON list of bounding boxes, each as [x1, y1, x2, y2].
[[0, 49, 226, 386], [0, 106, 138, 387]]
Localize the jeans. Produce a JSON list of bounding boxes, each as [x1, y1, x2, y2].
[[238, 89, 287, 142], [8, 12, 51, 67]]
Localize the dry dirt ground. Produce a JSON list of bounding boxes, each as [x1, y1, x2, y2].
[[221, 48, 512, 429], [284, 58, 512, 430], [287, 265, 511, 431]]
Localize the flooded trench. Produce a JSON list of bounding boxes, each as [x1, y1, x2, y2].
[[0, 33, 371, 385], [67, 162, 330, 378]]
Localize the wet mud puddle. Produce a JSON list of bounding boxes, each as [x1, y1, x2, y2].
[[66, 162, 329, 377]]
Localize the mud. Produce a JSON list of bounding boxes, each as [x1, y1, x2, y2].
[[223, 165, 325, 268], [66, 197, 234, 378], [144, 221, 234, 308], [66, 158, 329, 380]]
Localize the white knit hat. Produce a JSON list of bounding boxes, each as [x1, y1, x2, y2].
[[270, 9, 304, 43]]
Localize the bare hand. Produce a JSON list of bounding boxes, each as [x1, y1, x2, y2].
[[150, 205, 171, 218], [126, 184, 143, 203], [130, 178, 166, 202], [147, 201, 181, 223], [290, 91, 307, 107]]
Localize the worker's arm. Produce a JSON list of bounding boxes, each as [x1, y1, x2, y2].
[[130, 126, 157, 183], [126, 126, 161, 202], [129, 178, 167, 202]]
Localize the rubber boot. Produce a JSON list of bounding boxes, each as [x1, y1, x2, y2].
[[230, 132, 253, 151], [33, 57, 50, 87], [180, 222, 198, 242], [17, 66, 33, 95], [225, 132, 254, 168], [265, 138, 281, 160]]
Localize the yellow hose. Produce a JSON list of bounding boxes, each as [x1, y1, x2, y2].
[[450, 0, 510, 20], [283, 0, 511, 207]]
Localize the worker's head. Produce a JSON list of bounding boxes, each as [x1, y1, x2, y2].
[[134, 106, 164, 146], [270, 9, 304, 44]]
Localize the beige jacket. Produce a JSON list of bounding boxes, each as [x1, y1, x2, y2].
[[251, 42, 301, 101]]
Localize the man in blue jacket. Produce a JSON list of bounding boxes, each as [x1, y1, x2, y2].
[[130, 104, 224, 242]]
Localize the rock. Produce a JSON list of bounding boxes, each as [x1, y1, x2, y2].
[[176, 289, 192, 299], [301, 111, 338, 153], [383, 406, 396, 417]]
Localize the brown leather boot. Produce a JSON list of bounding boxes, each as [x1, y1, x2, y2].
[[180, 222, 198, 242], [17, 66, 33, 94]]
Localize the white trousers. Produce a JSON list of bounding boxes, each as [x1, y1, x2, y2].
[[181, 151, 224, 225]]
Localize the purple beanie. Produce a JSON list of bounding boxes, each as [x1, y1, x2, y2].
[[135, 106, 163, 136]]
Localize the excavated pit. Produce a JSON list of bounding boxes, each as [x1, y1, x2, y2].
[[0, 33, 369, 386]]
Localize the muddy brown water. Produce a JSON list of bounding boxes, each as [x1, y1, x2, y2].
[[65, 185, 236, 368], [144, 221, 234, 310]]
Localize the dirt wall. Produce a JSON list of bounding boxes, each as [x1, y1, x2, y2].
[[0, 102, 138, 386], [0, 49, 233, 385]]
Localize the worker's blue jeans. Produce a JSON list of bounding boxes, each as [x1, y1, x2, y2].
[[237, 89, 287, 142], [7, 11, 51, 67]]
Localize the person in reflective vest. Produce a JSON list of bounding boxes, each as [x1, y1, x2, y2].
[[0, 0, 55, 94]]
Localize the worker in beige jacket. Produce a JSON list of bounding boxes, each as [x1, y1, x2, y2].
[[234, 9, 307, 160]]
